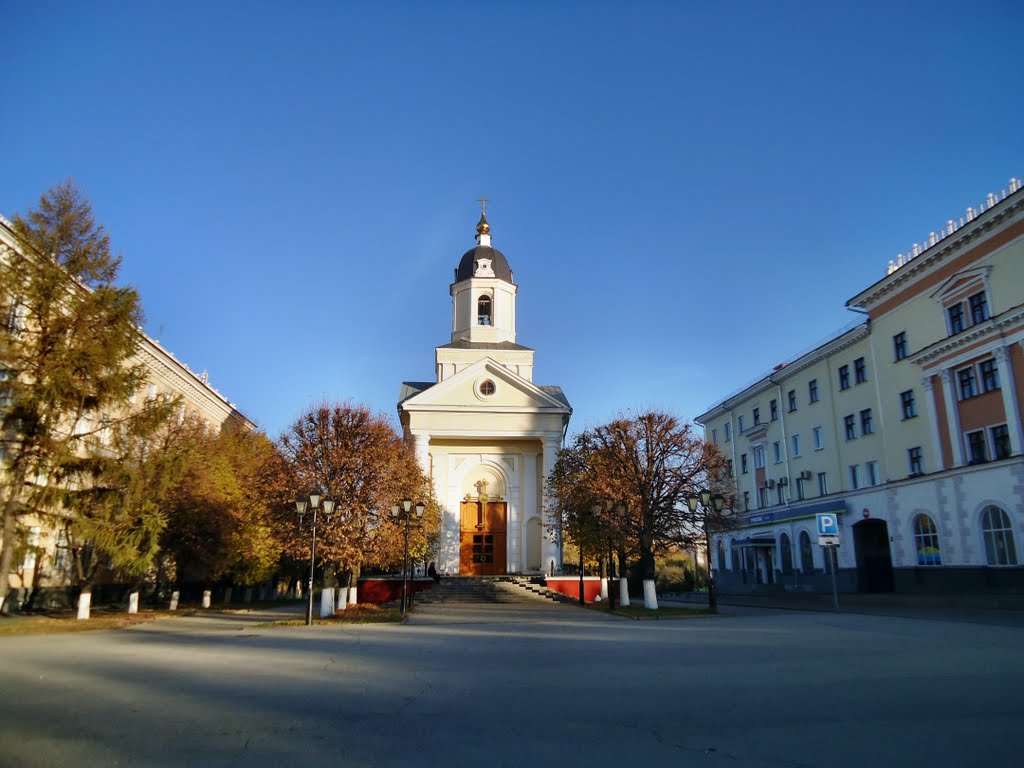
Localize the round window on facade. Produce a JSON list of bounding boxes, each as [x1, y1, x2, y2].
[[479, 379, 496, 397]]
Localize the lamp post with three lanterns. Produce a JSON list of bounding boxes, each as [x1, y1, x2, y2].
[[685, 489, 725, 613], [295, 492, 335, 626], [390, 499, 425, 614]]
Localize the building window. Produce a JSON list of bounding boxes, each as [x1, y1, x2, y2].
[[742, 491, 750, 511], [981, 505, 1017, 566], [860, 408, 873, 435], [776, 482, 786, 506], [770, 399, 778, 421], [725, 459, 733, 478], [991, 424, 1010, 460], [808, 379, 819, 403], [147, 384, 157, 401], [908, 446, 924, 476], [799, 531, 814, 574], [958, 366, 977, 399], [979, 359, 1000, 393], [477, 294, 492, 326], [52, 529, 71, 578], [21, 526, 40, 572], [838, 365, 850, 390], [965, 430, 987, 464], [900, 389, 917, 419], [893, 332, 908, 361], [968, 291, 989, 325], [753, 446, 765, 469], [724, 423, 731, 442], [741, 454, 748, 474], [854, 357, 867, 384], [948, 303, 966, 335], [772, 441, 781, 463], [849, 464, 860, 490], [813, 426, 824, 450], [753, 407, 760, 426], [711, 428, 718, 445], [844, 414, 856, 440], [795, 477, 806, 500], [758, 487, 769, 509], [817, 472, 828, 496], [791, 433, 801, 457], [914, 514, 941, 566], [780, 533, 793, 574], [787, 390, 797, 412], [738, 415, 745, 432], [866, 461, 879, 486]]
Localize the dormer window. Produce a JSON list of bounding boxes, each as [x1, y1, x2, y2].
[[932, 268, 993, 338], [477, 295, 492, 326]]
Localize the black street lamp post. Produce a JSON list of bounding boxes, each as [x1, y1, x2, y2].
[[295, 492, 335, 626], [390, 499, 425, 614], [686, 490, 725, 613]]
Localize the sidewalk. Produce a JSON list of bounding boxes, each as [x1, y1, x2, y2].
[[661, 590, 1024, 626]]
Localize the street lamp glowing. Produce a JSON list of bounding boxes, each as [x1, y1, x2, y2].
[[415, 501, 425, 518], [322, 496, 335, 516], [295, 496, 308, 515], [309, 492, 321, 510]]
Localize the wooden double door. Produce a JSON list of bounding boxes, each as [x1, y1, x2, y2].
[[460, 501, 507, 575]]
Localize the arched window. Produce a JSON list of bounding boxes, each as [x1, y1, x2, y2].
[[717, 540, 726, 571], [477, 295, 492, 326], [731, 539, 740, 572], [981, 505, 1018, 566], [780, 533, 793, 574], [913, 514, 941, 566], [799, 531, 814, 574]]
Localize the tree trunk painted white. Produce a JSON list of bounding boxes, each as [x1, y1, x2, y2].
[[77, 592, 91, 620], [320, 587, 335, 618], [619, 578, 630, 606], [169, 591, 180, 611], [223, 587, 232, 604], [202, 590, 211, 608], [600, 578, 609, 600], [128, 591, 139, 614], [0, 595, 5, 614], [642, 579, 658, 610], [348, 586, 358, 606], [336, 587, 348, 612]]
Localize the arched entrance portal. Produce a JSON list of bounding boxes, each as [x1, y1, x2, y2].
[[458, 466, 508, 575], [853, 519, 894, 592]]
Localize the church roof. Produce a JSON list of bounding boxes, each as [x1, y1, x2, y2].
[[455, 246, 514, 283], [397, 380, 570, 410], [436, 340, 534, 351], [536, 385, 571, 409]]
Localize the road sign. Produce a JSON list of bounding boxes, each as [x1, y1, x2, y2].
[[818, 535, 840, 547], [816, 512, 839, 536]]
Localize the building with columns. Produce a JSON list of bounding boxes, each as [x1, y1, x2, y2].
[[397, 209, 571, 575], [696, 177, 1024, 594]]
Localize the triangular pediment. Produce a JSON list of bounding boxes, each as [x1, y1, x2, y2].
[[402, 358, 569, 412], [931, 266, 991, 302]]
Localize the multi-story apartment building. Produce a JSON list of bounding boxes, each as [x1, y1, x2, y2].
[[696, 178, 1024, 594], [0, 215, 252, 603]]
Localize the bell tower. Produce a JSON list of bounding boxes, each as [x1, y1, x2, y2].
[[435, 204, 535, 382]]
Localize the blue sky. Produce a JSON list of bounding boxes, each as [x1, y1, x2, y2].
[[3, 0, 1022, 438]]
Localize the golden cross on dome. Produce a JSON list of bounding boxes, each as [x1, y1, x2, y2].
[[477, 196, 489, 215]]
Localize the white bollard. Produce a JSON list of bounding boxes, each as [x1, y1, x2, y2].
[[169, 590, 180, 611], [77, 592, 92, 620], [128, 591, 139, 614], [202, 589, 212, 608], [336, 587, 348, 612], [348, 586, 358, 606], [619, 578, 630, 607], [320, 587, 335, 618], [642, 579, 658, 610]]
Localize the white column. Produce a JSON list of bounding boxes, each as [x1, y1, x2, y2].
[[521, 450, 538, 571], [939, 369, 964, 467], [412, 432, 430, 473], [921, 375, 946, 471], [541, 436, 561, 574], [994, 346, 1024, 455]]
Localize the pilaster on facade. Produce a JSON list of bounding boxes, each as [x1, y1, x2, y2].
[[993, 346, 1024, 455], [540, 436, 561, 573], [938, 369, 964, 467], [921, 375, 946, 472]]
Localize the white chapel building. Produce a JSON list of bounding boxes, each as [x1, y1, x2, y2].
[[397, 209, 572, 576]]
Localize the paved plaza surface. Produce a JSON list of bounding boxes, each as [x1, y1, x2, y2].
[[0, 594, 1021, 768]]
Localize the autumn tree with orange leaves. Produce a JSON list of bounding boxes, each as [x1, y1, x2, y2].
[[279, 402, 437, 597], [548, 410, 735, 609]]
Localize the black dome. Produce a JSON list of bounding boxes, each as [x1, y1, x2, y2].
[[455, 246, 514, 283]]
